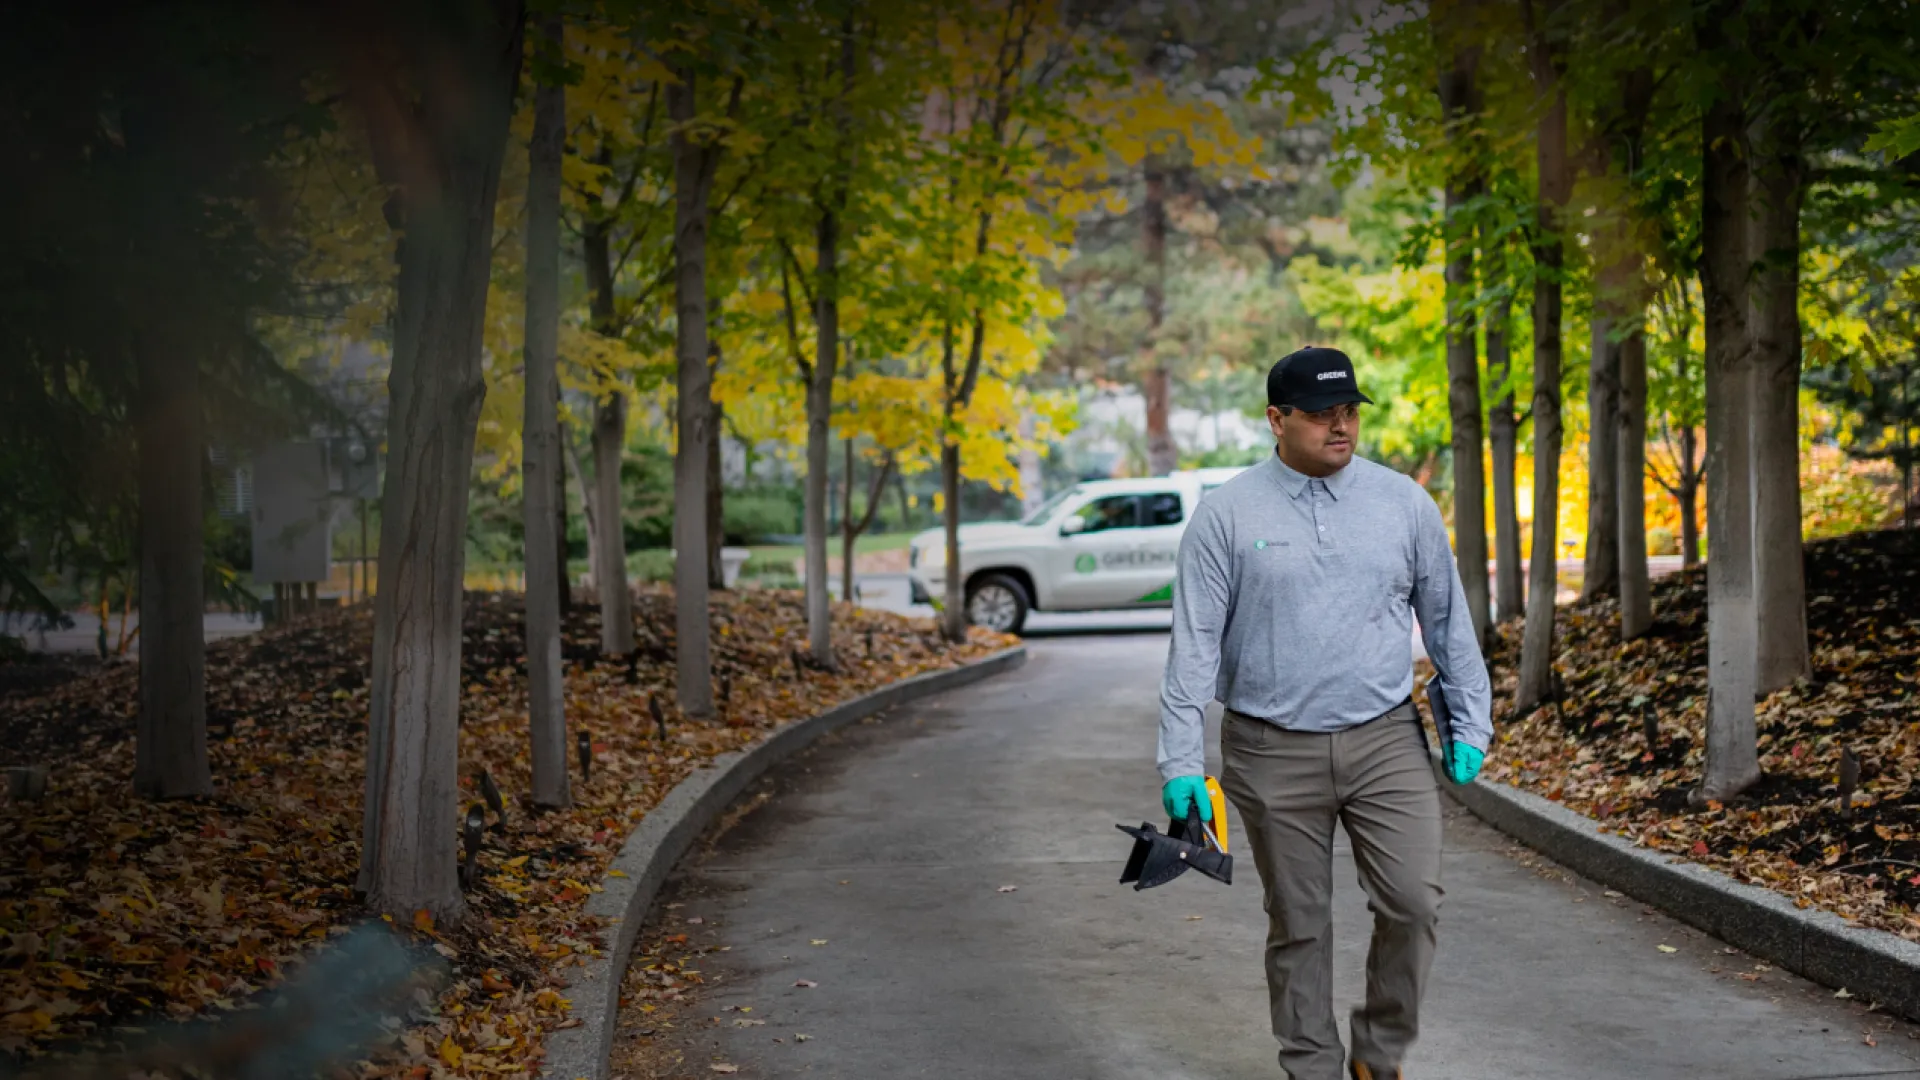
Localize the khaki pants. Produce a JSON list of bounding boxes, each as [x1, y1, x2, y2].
[[1220, 700, 1443, 1080]]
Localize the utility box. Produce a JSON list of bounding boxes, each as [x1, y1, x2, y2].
[[252, 441, 333, 584]]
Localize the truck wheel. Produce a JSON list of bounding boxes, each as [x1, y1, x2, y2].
[[965, 574, 1030, 635]]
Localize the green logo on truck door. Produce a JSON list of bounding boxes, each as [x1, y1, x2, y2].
[[1074, 553, 1098, 574], [1135, 581, 1174, 603]]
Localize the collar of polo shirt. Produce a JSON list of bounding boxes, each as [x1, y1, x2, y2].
[[1266, 448, 1356, 500]]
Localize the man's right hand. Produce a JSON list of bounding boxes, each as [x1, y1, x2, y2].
[[1161, 775, 1213, 822]]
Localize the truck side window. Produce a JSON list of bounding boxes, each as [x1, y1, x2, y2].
[[1140, 492, 1183, 527], [1078, 495, 1139, 533]]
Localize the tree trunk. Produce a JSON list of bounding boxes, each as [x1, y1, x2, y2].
[[591, 393, 632, 654], [581, 217, 633, 656], [1677, 425, 1703, 568], [803, 216, 840, 668], [708, 400, 726, 591], [1515, 2, 1568, 714], [841, 439, 857, 607], [1750, 125, 1808, 693], [568, 435, 600, 592], [521, 16, 569, 811], [1584, 301, 1622, 601], [1697, 75, 1760, 800], [353, 0, 523, 922], [1617, 325, 1652, 638], [941, 438, 965, 641], [1487, 293, 1524, 623], [555, 399, 571, 615], [1141, 164, 1177, 477], [669, 69, 714, 717], [134, 333, 211, 800], [1437, 35, 1488, 645], [940, 314, 989, 644]]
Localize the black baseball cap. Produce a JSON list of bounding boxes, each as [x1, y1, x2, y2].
[[1267, 346, 1374, 412]]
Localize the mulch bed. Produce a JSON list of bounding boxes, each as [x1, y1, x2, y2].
[[0, 587, 1011, 1075], [1482, 527, 1920, 942]]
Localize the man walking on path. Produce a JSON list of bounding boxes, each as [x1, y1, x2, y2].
[[1158, 346, 1494, 1080]]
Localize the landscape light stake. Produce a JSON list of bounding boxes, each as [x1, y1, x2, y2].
[[865, 628, 875, 658], [1839, 747, 1860, 820], [577, 730, 592, 783], [460, 804, 486, 890], [1642, 706, 1660, 758], [649, 693, 668, 740], [719, 674, 732, 708], [790, 648, 806, 681], [477, 768, 507, 831]]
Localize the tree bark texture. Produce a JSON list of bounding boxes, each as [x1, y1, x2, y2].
[[1142, 164, 1177, 477], [521, 18, 570, 810], [1583, 302, 1622, 601], [581, 218, 633, 656], [353, 0, 524, 922], [1605, 55, 1655, 633], [1515, 2, 1569, 714], [1436, 28, 1489, 645], [802, 24, 857, 666], [708, 400, 726, 591], [1487, 293, 1524, 624], [1676, 425, 1703, 569], [555, 401, 571, 615], [670, 69, 715, 717], [591, 394, 633, 654], [1749, 126, 1809, 693], [1698, 79, 1761, 800], [134, 333, 212, 800], [940, 315, 989, 643], [1617, 328, 1652, 639], [803, 214, 840, 668]]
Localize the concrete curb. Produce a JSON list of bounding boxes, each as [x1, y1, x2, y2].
[[538, 646, 1029, 1080], [1443, 765, 1920, 1022]]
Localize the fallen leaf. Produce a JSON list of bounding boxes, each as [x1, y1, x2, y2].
[[710, 1064, 739, 1074], [809, 939, 827, 946], [794, 979, 817, 988], [1657, 945, 1678, 954], [1836, 987, 1854, 999], [996, 885, 1018, 893]]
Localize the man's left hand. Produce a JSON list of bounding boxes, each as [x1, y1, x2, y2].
[[1447, 742, 1484, 785]]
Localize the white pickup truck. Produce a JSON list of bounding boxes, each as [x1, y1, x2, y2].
[[906, 467, 1246, 634]]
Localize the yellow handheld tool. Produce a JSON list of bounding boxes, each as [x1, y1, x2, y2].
[[1203, 775, 1230, 854]]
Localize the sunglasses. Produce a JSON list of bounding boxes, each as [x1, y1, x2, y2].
[[1281, 403, 1362, 425]]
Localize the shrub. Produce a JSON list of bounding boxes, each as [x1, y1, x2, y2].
[[723, 487, 801, 543]]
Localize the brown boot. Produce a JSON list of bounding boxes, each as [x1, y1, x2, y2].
[[1349, 1064, 1403, 1080]]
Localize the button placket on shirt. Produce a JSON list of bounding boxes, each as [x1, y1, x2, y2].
[[1311, 479, 1332, 548]]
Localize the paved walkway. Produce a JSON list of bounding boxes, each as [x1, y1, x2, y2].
[[626, 632, 1920, 1079]]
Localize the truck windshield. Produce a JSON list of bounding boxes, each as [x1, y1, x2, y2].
[[1019, 487, 1080, 526]]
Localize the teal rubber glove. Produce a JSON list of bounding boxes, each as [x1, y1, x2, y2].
[[1161, 775, 1213, 822], [1447, 742, 1484, 785]]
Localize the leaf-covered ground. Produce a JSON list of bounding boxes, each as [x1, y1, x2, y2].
[[1482, 528, 1920, 942], [0, 587, 1012, 1074]]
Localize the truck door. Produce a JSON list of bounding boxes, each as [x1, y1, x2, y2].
[[1049, 494, 1146, 610], [1123, 490, 1185, 606]]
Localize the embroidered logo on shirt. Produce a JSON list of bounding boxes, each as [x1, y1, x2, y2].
[[1253, 539, 1288, 550]]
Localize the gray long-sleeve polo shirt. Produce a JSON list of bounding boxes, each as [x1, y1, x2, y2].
[[1157, 451, 1493, 781]]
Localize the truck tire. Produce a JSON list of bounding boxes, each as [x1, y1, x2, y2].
[[965, 573, 1030, 635]]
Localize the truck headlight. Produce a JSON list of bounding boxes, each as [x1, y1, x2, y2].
[[918, 542, 946, 569]]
